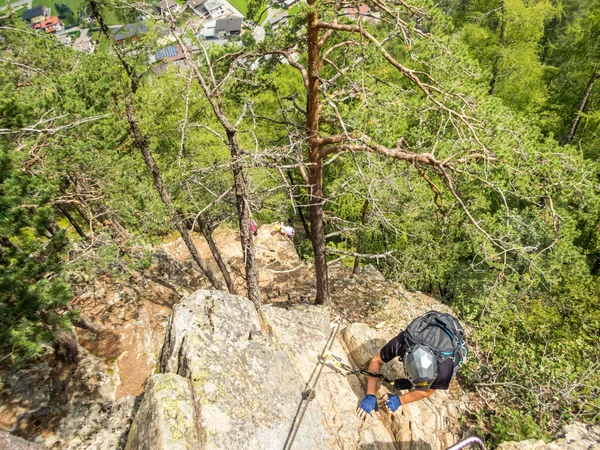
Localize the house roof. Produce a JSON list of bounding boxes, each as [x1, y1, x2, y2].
[[22, 6, 46, 21], [215, 16, 242, 32], [188, 0, 206, 8], [113, 22, 149, 41], [268, 10, 288, 26], [40, 16, 60, 29], [204, 0, 224, 12], [72, 36, 93, 51], [345, 4, 370, 18], [156, 45, 185, 62]]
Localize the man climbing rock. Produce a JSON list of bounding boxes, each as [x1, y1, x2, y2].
[[357, 311, 466, 420]]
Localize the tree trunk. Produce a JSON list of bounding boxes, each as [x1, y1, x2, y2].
[[66, 302, 102, 333], [352, 199, 370, 275], [227, 131, 261, 307], [196, 217, 236, 294], [287, 170, 311, 239], [57, 203, 88, 240], [564, 71, 599, 145], [54, 329, 80, 364], [306, 3, 329, 305], [489, 1, 505, 95], [167, 29, 261, 307], [125, 100, 225, 291]]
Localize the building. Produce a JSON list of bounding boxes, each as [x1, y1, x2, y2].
[[268, 10, 288, 28], [155, 45, 186, 63], [215, 16, 242, 35], [344, 4, 371, 20], [39, 16, 63, 34], [72, 35, 95, 53], [157, 0, 182, 15], [203, 0, 225, 18], [188, 0, 208, 17], [199, 16, 242, 39], [22, 6, 50, 24], [113, 23, 149, 45]]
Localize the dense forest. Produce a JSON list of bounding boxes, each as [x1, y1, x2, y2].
[[1, 0, 599, 445]]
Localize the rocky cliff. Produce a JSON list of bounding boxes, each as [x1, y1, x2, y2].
[[125, 289, 470, 450]]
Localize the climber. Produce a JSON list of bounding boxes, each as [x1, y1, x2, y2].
[[356, 311, 467, 421], [250, 219, 258, 242], [275, 222, 295, 240]]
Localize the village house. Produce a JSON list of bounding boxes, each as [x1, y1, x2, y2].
[[113, 23, 149, 45], [72, 35, 95, 53], [188, 0, 208, 17], [203, 0, 225, 19], [22, 6, 50, 25], [343, 4, 371, 20], [199, 16, 242, 39], [157, 0, 182, 16], [268, 10, 288, 29], [155, 45, 186, 63], [39, 16, 64, 34]]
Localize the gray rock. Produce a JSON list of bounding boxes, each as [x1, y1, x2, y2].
[[125, 374, 197, 450], [47, 395, 138, 450], [498, 423, 600, 450], [130, 289, 472, 450], [260, 304, 395, 449], [0, 432, 45, 450], [154, 289, 332, 449]]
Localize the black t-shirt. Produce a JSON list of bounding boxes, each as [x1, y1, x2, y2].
[[380, 331, 453, 390]]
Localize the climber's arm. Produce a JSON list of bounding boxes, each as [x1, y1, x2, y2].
[[357, 351, 386, 421], [366, 351, 385, 396], [399, 388, 435, 405]]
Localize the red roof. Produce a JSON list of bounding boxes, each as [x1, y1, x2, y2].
[[345, 4, 370, 18], [40, 16, 60, 29]]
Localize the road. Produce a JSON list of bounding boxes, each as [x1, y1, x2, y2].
[[0, 0, 32, 12]]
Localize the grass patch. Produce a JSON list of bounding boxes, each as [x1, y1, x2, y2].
[[287, 4, 300, 15], [98, 32, 110, 52], [66, 29, 80, 38], [29, 0, 121, 26], [91, 29, 110, 53], [0, 0, 8, 9], [101, 7, 120, 25], [228, 0, 247, 16]]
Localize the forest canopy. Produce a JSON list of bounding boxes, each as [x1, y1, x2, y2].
[[1, 0, 599, 444]]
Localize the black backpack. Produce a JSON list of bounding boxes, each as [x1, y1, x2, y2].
[[404, 311, 467, 369]]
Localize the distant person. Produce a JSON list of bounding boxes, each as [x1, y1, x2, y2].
[[274, 223, 295, 240], [250, 219, 258, 242], [356, 311, 467, 421]]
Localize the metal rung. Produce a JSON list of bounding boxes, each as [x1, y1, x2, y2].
[[445, 436, 487, 450]]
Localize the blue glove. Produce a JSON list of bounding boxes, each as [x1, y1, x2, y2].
[[358, 394, 378, 416], [385, 394, 401, 412]]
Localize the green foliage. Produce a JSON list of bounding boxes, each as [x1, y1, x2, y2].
[[2, 0, 600, 443]]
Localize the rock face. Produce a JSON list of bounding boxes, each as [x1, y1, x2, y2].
[[497, 423, 600, 450], [0, 431, 45, 450], [126, 289, 469, 450]]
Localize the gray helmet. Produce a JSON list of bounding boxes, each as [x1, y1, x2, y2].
[[404, 344, 438, 389]]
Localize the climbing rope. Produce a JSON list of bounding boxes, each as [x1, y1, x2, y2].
[[320, 353, 395, 384], [282, 318, 342, 450]]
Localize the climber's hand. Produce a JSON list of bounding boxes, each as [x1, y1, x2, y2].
[[357, 394, 379, 421], [379, 393, 401, 413]]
